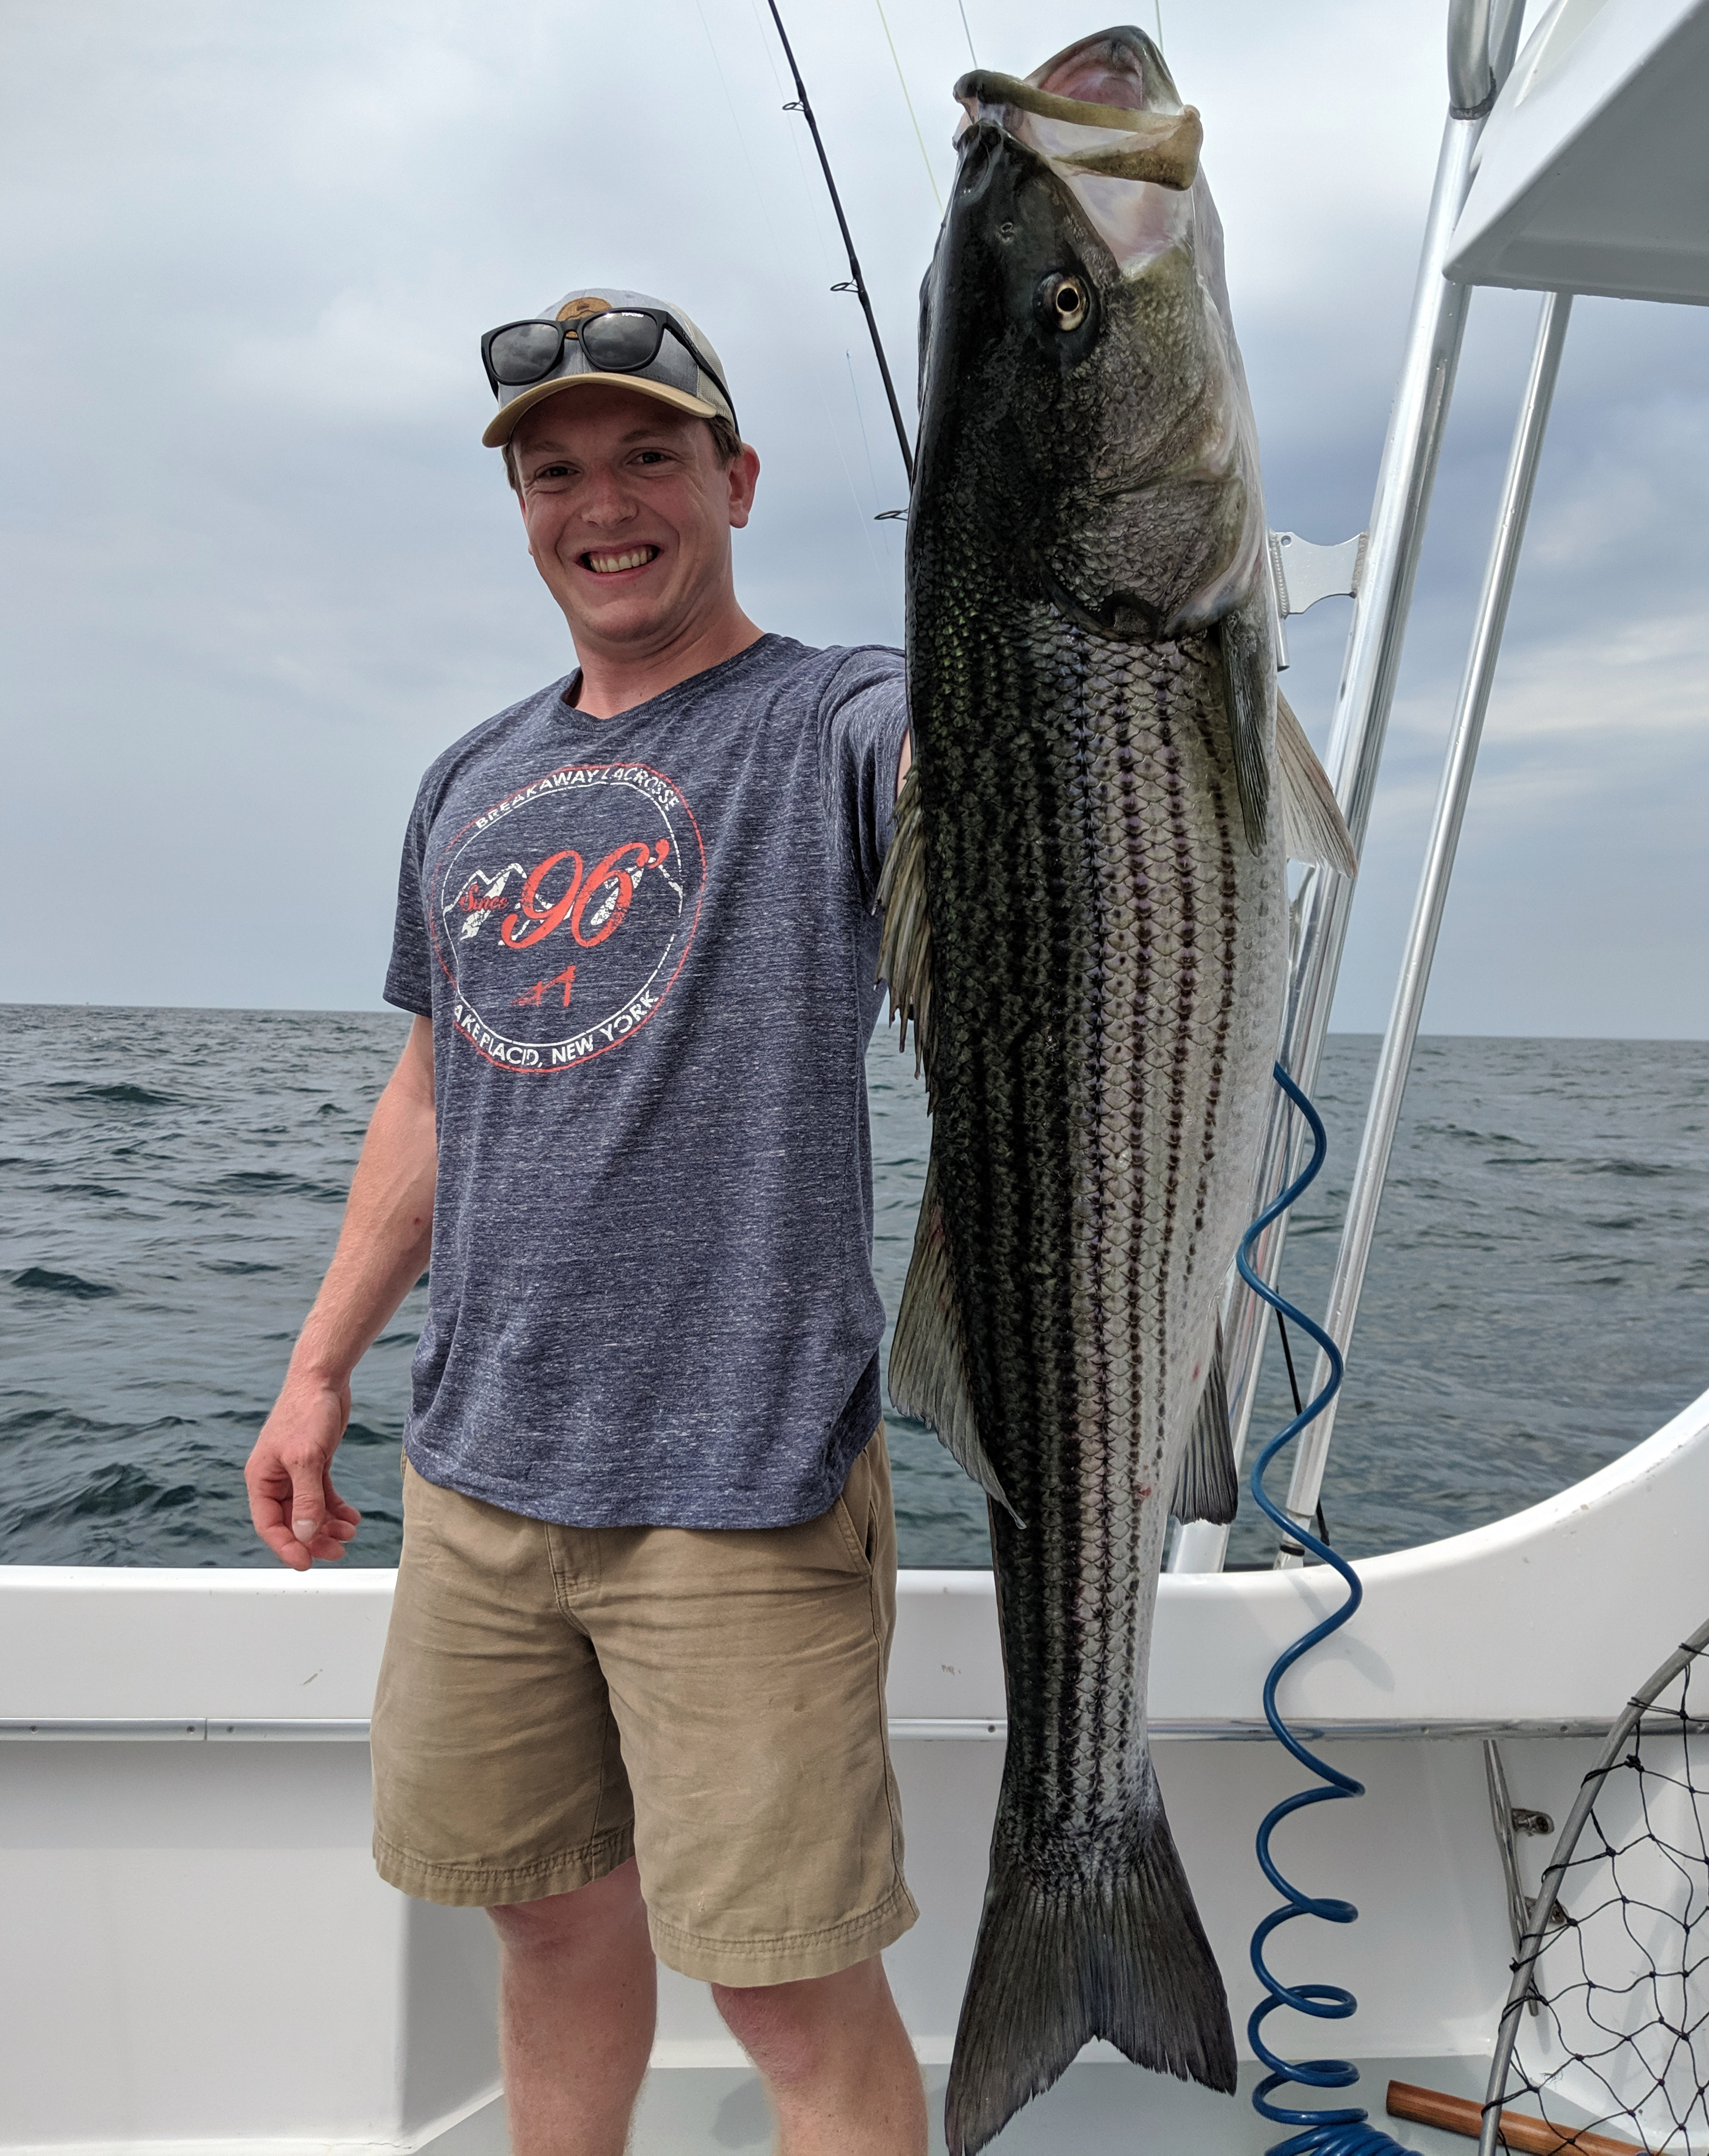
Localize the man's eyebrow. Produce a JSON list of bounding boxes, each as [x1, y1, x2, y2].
[[522, 423, 685, 459]]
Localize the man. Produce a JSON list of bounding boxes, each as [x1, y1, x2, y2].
[[244, 288, 925, 2156]]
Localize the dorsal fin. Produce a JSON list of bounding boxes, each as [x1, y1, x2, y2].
[[1277, 690, 1357, 876], [1217, 591, 1273, 853], [1169, 1319, 1238, 1526]]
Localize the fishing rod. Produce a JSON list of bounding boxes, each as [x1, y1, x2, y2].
[[764, 0, 916, 490]]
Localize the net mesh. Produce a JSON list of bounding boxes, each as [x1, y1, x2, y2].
[[1492, 1639, 1709, 2153]]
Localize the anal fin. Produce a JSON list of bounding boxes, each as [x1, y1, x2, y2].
[[1169, 1319, 1238, 1526], [890, 1152, 1018, 1521]]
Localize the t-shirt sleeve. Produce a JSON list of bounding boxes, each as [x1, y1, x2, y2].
[[382, 791, 434, 1018], [820, 651, 910, 914]]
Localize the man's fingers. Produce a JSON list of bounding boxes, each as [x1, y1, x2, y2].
[[323, 1473, 362, 1530], [282, 1453, 331, 1547], [254, 1515, 313, 1570], [244, 1402, 357, 1570]]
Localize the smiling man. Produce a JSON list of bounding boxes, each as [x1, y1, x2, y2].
[[244, 288, 923, 2155]]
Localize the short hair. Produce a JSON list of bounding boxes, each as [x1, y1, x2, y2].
[[504, 409, 744, 494]]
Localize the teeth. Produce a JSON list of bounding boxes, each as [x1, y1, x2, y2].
[[586, 547, 658, 574]]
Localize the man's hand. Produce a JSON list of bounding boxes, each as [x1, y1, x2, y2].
[[245, 1015, 437, 1571], [245, 1377, 363, 1571]]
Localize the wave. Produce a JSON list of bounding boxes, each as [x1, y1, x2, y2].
[[11, 1265, 117, 1299]]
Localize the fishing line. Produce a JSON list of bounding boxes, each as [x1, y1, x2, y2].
[[873, 0, 943, 211], [742, 0, 837, 279], [1240, 1064, 1409, 2156], [956, 0, 978, 66], [765, 0, 916, 487], [846, 349, 884, 511], [692, 0, 887, 587]]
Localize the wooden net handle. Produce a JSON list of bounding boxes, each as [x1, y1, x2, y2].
[[1385, 2080, 1645, 2156]]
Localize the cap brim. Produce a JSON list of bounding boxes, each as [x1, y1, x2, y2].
[[482, 371, 720, 449]]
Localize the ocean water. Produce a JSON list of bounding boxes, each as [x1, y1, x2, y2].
[[1, 1005, 1704, 1570]]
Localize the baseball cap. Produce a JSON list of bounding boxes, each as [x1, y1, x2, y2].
[[481, 287, 737, 449]]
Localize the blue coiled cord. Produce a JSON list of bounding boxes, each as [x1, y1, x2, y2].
[[1239, 1064, 1409, 2156]]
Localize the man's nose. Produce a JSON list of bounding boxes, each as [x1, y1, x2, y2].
[[578, 467, 638, 526]]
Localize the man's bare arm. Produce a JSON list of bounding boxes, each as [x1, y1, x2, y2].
[[244, 1015, 436, 1571]]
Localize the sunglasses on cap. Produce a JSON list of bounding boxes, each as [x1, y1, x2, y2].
[[482, 307, 740, 437]]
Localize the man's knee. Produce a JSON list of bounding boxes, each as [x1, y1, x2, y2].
[[711, 1958, 886, 2085], [487, 1855, 645, 1960]]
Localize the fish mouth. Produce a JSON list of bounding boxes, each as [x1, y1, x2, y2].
[[579, 544, 661, 577], [955, 28, 1202, 191], [953, 27, 1200, 273]]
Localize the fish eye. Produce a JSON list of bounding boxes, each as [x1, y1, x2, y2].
[[1039, 272, 1089, 333]]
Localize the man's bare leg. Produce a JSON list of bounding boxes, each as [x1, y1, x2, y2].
[[488, 1858, 656, 2156], [712, 1955, 927, 2156]]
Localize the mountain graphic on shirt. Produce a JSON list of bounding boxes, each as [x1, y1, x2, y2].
[[445, 865, 526, 942]]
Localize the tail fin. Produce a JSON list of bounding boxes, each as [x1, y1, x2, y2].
[[944, 1768, 1236, 2154]]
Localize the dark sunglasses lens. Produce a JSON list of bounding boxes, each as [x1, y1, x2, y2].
[[489, 323, 565, 385], [580, 312, 664, 372]]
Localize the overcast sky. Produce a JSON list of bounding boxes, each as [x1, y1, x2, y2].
[[3, 0, 1705, 1035]]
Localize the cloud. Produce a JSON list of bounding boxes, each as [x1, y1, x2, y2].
[[1, 0, 1705, 1034]]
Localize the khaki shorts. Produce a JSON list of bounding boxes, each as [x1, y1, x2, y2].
[[370, 1428, 917, 1987]]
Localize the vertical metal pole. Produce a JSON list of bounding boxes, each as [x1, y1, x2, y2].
[[1170, 0, 1529, 1575], [1168, 111, 1485, 1574], [1274, 291, 1572, 1562]]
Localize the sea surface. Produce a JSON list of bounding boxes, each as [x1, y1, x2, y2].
[[1, 1005, 1704, 1570]]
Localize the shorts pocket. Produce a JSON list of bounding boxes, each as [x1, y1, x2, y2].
[[830, 1443, 874, 1573]]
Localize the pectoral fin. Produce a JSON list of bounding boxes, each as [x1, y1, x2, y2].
[[890, 1153, 1019, 1522], [1169, 1321, 1238, 1526], [876, 766, 934, 1082], [1277, 690, 1358, 876], [1217, 595, 1273, 853]]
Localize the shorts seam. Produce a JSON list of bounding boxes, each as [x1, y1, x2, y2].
[[373, 1820, 632, 1895], [648, 1875, 917, 1962], [863, 1429, 907, 1883]]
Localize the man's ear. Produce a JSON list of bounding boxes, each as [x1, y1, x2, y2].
[[728, 442, 761, 531]]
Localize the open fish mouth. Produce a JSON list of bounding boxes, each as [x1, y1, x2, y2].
[[951, 28, 1202, 274], [957, 27, 1201, 180]]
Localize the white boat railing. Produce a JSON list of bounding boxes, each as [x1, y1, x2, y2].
[[1171, 0, 1531, 1575], [1277, 288, 1576, 1560]]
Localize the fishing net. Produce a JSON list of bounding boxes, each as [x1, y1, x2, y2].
[[1479, 1620, 1709, 2155]]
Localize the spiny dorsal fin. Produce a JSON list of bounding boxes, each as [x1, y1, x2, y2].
[[889, 1151, 1019, 1522], [1217, 592, 1273, 854], [1169, 1319, 1238, 1526], [876, 766, 935, 1083], [1277, 689, 1358, 877]]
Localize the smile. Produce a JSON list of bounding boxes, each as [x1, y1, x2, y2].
[[582, 546, 660, 575]]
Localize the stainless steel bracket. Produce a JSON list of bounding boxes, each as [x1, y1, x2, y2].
[[1266, 530, 1367, 670]]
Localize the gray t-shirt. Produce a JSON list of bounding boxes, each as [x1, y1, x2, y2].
[[384, 632, 909, 1528]]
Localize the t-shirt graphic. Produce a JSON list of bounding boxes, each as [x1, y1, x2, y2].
[[432, 762, 705, 1074]]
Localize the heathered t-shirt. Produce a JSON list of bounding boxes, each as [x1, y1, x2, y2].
[[383, 632, 909, 1528]]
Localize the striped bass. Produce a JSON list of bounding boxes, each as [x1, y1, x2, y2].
[[878, 26, 1354, 2152]]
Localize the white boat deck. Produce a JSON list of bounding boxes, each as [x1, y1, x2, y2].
[[631, 2056, 1487, 2156], [4, 1386, 1705, 2152]]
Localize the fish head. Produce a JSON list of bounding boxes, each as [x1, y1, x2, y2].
[[915, 27, 1265, 638]]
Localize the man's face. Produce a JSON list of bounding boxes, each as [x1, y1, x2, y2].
[[509, 387, 760, 657]]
